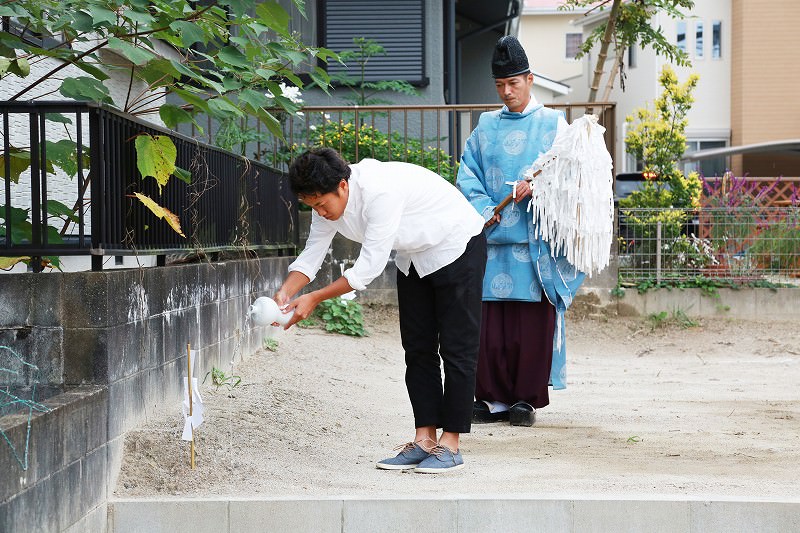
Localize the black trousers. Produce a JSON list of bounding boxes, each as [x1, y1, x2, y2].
[[396, 232, 487, 434]]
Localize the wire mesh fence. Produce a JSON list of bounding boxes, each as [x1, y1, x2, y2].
[[617, 207, 800, 285]]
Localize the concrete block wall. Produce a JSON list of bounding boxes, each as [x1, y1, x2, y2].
[[0, 257, 290, 533]]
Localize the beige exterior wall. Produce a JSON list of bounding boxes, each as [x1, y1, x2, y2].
[[731, 0, 800, 176], [518, 13, 584, 83]]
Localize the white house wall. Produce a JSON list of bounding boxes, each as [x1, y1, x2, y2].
[[518, 12, 584, 85], [522, 1, 732, 173]]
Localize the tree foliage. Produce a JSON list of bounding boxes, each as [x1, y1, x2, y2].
[[560, 0, 694, 103], [622, 65, 700, 209], [330, 37, 417, 106], [0, 0, 330, 263]]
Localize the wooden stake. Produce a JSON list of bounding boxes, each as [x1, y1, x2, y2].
[[187, 343, 195, 470]]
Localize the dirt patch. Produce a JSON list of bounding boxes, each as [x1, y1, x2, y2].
[[115, 304, 800, 499]]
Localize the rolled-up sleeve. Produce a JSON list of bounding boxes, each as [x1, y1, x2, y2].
[[342, 192, 402, 291], [288, 213, 337, 282]]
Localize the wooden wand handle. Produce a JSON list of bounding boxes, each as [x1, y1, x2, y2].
[[484, 168, 543, 228]]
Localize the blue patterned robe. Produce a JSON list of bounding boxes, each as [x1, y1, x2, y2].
[[456, 103, 585, 390]]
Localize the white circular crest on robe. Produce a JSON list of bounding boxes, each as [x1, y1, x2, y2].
[[556, 256, 579, 282], [540, 129, 557, 151], [511, 243, 531, 262], [499, 203, 521, 227], [490, 273, 514, 298], [486, 244, 499, 260], [503, 130, 528, 156], [529, 281, 542, 299], [485, 166, 505, 192]]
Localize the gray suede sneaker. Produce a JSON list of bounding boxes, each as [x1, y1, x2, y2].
[[414, 445, 464, 474], [376, 442, 431, 470]]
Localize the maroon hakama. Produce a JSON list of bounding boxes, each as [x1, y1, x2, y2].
[[476, 300, 557, 409]]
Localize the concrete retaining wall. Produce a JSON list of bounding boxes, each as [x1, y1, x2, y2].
[[108, 497, 800, 533], [0, 258, 290, 533]]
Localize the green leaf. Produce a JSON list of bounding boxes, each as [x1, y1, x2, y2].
[[46, 200, 79, 222], [0, 149, 31, 184], [170, 20, 207, 47], [173, 167, 192, 185], [134, 134, 177, 192], [72, 59, 111, 81], [207, 97, 244, 119], [70, 11, 94, 33], [255, 108, 283, 139], [107, 37, 156, 66], [159, 104, 194, 129], [217, 46, 249, 68], [45, 113, 73, 125], [45, 139, 83, 177], [237, 89, 269, 109], [91, 7, 118, 27], [59, 77, 113, 104], [170, 88, 209, 114], [256, 1, 290, 36]]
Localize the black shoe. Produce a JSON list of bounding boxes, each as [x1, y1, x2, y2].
[[509, 401, 535, 427], [472, 400, 510, 423]]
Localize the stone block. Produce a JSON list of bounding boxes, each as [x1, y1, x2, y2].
[[0, 273, 63, 328], [343, 499, 458, 532], [229, 499, 342, 532], [690, 500, 800, 532], [457, 498, 573, 533], [0, 326, 64, 386], [107, 373, 146, 439], [573, 499, 690, 532], [110, 500, 228, 533], [63, 327, 117, 384], [61, 272, 112, 328]]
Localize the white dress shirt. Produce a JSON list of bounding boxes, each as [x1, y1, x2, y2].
[[288, 159, 485, 291]]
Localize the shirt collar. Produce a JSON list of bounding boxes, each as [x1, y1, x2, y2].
[[501, 93, 539, 114]]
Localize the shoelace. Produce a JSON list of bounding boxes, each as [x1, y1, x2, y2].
[[394, 437, 437, 454], [427, 444, 456, 458]]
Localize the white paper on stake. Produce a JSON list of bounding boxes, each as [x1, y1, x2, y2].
[[181, 377, 204, 441]]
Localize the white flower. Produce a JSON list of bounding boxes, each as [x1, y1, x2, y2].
[[266, 82, 304, 105], [309, 125, 317, 131]]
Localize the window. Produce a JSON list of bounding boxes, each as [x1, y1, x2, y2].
[[683, 140, 728, 178], [676, 21, 687, 52], [323, 0, 427, 86], [695, 22, 704, 59], [627, 44, 637, 68], [712, 21, 722, 59], [566, 33, 583, 59]]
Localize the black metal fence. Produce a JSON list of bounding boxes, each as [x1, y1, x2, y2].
[[1, 101, 298, 271]]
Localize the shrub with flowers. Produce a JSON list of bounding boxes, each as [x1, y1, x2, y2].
[[662, 234, 719, 272]]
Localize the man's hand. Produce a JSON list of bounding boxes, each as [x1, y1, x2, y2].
[[280, 292, 320, 329], [514, 180, 532, 203]]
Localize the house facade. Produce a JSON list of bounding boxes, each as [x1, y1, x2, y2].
[[520, 0, 799, 178]]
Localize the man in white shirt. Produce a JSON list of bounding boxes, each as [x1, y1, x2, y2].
[[274, 147, 486, 473]]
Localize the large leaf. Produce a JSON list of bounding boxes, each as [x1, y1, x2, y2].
[[91, 7, 118, 27], [134, 134, 177, 192], [0, 149, 31, 184], [158, 104, 194, 129], [45, 139, 86, 178], [45, 113, 73, 125], [217, 46, 249, 69], [207, 97, 244, 119], [59, 76, 113, 104], [169, 20, 207, 47], [47, 199, 79, 222], [107, 37, 156, 66], [256, 2, 290, 37], [131, 192, 186, 237]]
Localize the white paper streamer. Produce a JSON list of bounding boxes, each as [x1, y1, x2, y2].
[[526, 114, 614, 276], [181, 376, 204, 441]]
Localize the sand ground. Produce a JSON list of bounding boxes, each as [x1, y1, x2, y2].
[[115, 303, 800, 500]]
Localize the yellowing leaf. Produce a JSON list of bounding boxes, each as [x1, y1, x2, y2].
[[0, 256, 29, 269], [134, 134, 177, 192], [131, 192, 186, 238]]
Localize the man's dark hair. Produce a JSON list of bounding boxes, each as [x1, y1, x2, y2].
[[288, 147, 351, 197]]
